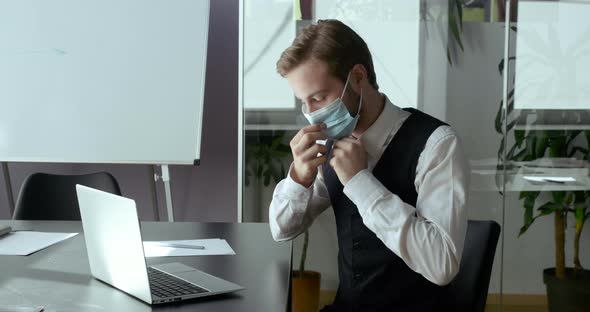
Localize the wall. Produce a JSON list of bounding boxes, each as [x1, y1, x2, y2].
[[0, 0, 239, 223]]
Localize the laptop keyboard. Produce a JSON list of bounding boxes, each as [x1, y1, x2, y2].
[[148, 267, 209, 298]]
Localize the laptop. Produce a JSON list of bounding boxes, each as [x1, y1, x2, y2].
[[75, 184, 244, 305]]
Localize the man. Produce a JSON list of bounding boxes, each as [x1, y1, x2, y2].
[[269, 19, 469, 311]]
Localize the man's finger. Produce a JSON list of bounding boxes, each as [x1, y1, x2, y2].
[[292, 132, 329, 155], [300, 143, 329, 161], [332, 139, 353, 150], [330, 147, 343, 159], [308, 154, 328, 168], [292, 123, 325, 143], [339, 137, 358, 144], [299, 132, 328, 148]]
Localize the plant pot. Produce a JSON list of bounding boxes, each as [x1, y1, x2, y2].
[[292, 270, 321, 312], [543, 268, 590, 312]]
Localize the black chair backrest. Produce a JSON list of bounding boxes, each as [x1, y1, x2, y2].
[[12, 172, 121, 221], [446, 220, 501, 312]]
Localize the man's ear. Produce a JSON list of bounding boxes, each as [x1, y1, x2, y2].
[[349, 64, 368, 93]]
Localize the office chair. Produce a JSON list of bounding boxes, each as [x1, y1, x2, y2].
[[446, 220, 501, 312], [12, 172, 122, 221]]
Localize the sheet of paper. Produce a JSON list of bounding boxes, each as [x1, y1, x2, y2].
[[143, 238, 235, 257], [523, 176, 576, 183], [0, 307, 44, 312], [0, 231, 78, 256], [0, 306, 44, 312]]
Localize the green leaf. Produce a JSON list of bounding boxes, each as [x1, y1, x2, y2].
[[455, 0, 463, 31], [498, 57, 517, 75], [263, 168, 271, 186], [277, 144, 291, 153], [537, 202, 557, 216], [518, 224, 530, 237], [574, 191, 586, 204], [565, 192, 575, 205], [506, 143, 518, 160], [497, 137, 505, 160], [575, 205, 586, 220], [549, 136, 567, 157], [525, 135, 538, 159], [267, 160, 278, 184], [552, 191, 566, 204], [506, 88, 515, 104], [256, 163, 264, 178], [495, 100, 505, 134], [449, 11, 464, 51], [534, 132, 549, 158], [506, 120, 516, 132], [271, 149, 290, 158], [271, 135, 282, 150], [447, 47, 453, 65], [524, 195, 535, 225], [514, 130, 525, 148], [511, 148, 528, 161], [506, 98, 515, 114]]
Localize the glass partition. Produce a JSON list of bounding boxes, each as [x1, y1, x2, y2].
[[500, 1, 590, 310], [239, 0, 590, 310]]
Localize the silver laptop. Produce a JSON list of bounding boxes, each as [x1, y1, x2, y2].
[[76, 185, 244, 305]]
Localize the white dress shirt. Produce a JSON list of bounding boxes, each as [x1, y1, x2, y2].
[[269, 95, 469, 286]]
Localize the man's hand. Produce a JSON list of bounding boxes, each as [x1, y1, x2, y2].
[[330, 137, 367, 185], [290, 124, 329, 188]]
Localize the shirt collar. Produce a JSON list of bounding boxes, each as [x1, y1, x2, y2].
[[360, 94, 406, 159]]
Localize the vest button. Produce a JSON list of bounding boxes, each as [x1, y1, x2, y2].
[[352, 241, 361, 249], [353, 273, 362, 281]]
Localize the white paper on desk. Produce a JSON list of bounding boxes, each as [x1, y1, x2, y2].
[[523, 176, 576, 183], [0, 231, 78, 256], [143, 239, 235, 257]]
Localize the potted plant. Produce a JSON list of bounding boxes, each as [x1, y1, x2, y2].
[[495, 52, 590, 311], [291, 229, 321, 312], [244, 130, 290, 188], [422, 0, 465, 65], [244, 130, 321, 311]]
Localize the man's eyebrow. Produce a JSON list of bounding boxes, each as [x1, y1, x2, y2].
[[300, 89, 329, 100]]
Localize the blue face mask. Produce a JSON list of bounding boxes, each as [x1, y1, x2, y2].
[[302, 72, 363, 139]]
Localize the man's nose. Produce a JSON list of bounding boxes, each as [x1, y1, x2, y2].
[[304, 102, 320, 113]]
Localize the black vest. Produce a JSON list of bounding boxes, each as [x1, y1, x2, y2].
[[321, 108, 449, 312]]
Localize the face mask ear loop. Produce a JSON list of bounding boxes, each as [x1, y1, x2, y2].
[[340, 71, 352, 99], [357, 87, 363, 117]]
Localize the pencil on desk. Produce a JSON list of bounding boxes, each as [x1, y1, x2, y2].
[[154, 243, 205, 250]]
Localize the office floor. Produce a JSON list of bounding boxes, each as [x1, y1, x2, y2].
[[319, 292, 548, 312], [485, 305, 547, 312]]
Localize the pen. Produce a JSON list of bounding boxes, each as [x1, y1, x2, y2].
[[154, 243, 205, 250]]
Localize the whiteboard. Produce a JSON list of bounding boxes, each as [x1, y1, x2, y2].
[[0, 0, 209, 165]]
